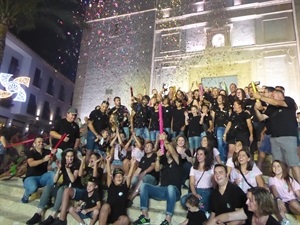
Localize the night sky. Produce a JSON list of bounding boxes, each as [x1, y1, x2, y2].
[[11, 1, 87, 83]]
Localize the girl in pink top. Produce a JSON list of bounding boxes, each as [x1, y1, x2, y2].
[[269, 160, 300, 221]]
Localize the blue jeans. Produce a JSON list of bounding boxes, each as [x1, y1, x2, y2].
[[131, 174, 157, 187], [150, 130, 160, 142], [180, 188, 212, 212], [188, 136, 201, 151], [134, 127, 150, 141], [123, 127, 130, 140], [140, 183, 180, 216], [215, 127, 228, 162], [23, 171, 55, 197], [86, 130, 97, 151]]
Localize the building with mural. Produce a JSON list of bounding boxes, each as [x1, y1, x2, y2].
[[0, 32, 75, 134], [74, 0, 300, 117]]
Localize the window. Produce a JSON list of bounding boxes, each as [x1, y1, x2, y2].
[[26, 94, 37, 115], [54, 106, 61, 122], [33, 68, 42, 88], [42, 101, 50, 120], [47, 78, 54, 95], [58, 85, 65, 101], [8, 57, 20, 77]]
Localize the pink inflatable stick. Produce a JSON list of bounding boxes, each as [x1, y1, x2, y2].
[[158, 103, 164, 154]]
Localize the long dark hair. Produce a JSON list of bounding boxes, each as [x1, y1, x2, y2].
[[61, 148, 78, 167], [272, 160, 293, 192], [193, 147, 214, 171], [234, 149, 253, 171]]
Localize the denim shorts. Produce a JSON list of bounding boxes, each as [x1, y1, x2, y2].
[[78, 211, 93, 219], [112, 159, 123, 166], [259, 134, 271, 154], [73, 188, 86, 200]]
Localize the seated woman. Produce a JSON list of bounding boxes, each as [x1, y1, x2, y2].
[[269, 160, 300, 224], [26, 148, 81, 225], [180, 147, 214, 212], [230, 149, 265, 193], [206, 187, 280, 225]]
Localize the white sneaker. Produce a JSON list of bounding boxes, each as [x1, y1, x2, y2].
[[281, 219, 291, 225]]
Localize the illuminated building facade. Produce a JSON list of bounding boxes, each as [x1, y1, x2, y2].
[[0, 32, 75, 133], [74, 0, 300, 117]]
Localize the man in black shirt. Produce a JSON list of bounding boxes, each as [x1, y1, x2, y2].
[[86, 101, 109, 162], [208, 164, 246, 225], [253, 90, 300, 183], [50, 107, 80, 151], [131, 95, 151, 142], [108, 97, 130, 139], [133, 133, 182, 225]]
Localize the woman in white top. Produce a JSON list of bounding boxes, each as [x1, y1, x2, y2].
[[180, 147, 214, 212], [230, 149, 265, 193], [269, 160, 300, 223], [200, 136, 221, 165]]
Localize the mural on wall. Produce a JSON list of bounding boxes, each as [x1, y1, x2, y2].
[[0, 73, 30, 102]]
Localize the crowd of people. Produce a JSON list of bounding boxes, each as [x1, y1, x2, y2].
[[0, 81, 300, 225]]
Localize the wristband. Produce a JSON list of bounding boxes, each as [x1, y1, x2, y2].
[[275, 197, 282, 201]]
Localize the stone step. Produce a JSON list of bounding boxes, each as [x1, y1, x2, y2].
[[1, 178, 299, 225]]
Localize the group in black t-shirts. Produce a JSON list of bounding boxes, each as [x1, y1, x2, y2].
[[18, 82, 300, 225]]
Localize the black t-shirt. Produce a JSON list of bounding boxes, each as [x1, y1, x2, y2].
[[210, 182, 246, 216], [244, 99, 260, 123], [187, 209, 207, 225], [243, 204, 280, 225], [163, 105, 173, 128], [172, 108, 186, 132], [263, 105, 277, 135], [132, 103, 151, 128], [149, 108, 159, 131], [139, 153, 159, 182], [82, 190, 100, 210], [60, 160, 82, 188], [202, 114, 212, 132], [51, 118, 80, 150], [107, 182, 129, 223], [265, 97, 298, 137], [188, 116, 204, 137], [160, 156, 183, 194], [80, 166, 103, 188], [108, 105, 130, 127], [229, 111, 251, 133], [88, 109, 109, 134], [212, 105, 230, 127], [25, 148, 50, 178]]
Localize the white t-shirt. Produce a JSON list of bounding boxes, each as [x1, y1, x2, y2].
[[226, 157, 234, 168], [131, 146, 144, 162], [269, 177, 300, 202], [113, 144, 126, 160], [189, 167, 214, 189], [213, 147, 220, 164], [230, 163, 262, 193]]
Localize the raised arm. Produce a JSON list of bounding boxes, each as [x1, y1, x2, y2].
[[105, 155, 112, 187]]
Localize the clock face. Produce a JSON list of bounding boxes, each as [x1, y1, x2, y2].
[[212, 33, 225, 47]]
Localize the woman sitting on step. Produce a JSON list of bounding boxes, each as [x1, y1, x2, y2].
[[269, 160, 300, 225], [230, 149, 265, 193], [26, 148, 81, 225]]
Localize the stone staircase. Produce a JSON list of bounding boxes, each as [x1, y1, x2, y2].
[[0, 178, 187, 225], [0, 178, 299, 225]]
